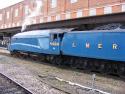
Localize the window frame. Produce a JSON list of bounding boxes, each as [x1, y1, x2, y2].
[[15, 9, 19, 17], [7, 11, 10, 19], [70, 0, 78, 4], [0, 14, 2, 21], [51, 0, 57, 8]]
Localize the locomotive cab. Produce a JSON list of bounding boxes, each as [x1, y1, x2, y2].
[[49, 33, 63, 55]]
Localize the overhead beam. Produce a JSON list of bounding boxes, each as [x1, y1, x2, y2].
[[0, 12, 125, 33]]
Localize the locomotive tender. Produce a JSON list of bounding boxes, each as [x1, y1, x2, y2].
[[8, 29, 125, 75]]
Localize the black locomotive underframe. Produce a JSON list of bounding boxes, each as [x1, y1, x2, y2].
[[10, 50, 125, 78]]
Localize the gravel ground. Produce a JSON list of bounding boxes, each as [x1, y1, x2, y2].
[[0, 49, 125, 94], [0, 73, 30, 94], [0, 55, 66, 94]]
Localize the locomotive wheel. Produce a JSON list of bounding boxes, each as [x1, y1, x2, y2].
[[81, 59, 92, 72], [77, 59, 84, 69], [44, 55, 49, 62], [11, 52, 18, 57], [90, 60, 96, 72], [118, 63, 125, 78], [63, 56, 70, 66], [111, 63, 119, 75], [51, 56, 58, 65], [56, 56, 63, 66], [47, 55, 54, 63], [20, 54, 26, 59], [99, 62, 107, 74], [91, 60, 100, 72], [14, 52, 20, 58], [82, 60, 88, 70], [24, 54, 30, 59], [75, 58, 86, 69], [105, 63, 112, 75], [17, 53, 23, 58], [70, 58, 77, 69], [10, 51, 15, 55]]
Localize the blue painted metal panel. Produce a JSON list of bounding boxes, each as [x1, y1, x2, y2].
[[9, 37, 49, 54], [61, 31, 125, 62], [49, 33, 61, 55], [9, 31, 62, 55]]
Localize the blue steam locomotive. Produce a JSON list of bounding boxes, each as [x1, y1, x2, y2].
[[8, 29, 125, 75]]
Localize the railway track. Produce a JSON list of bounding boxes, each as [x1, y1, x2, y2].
[[0, 73, 32, 94]]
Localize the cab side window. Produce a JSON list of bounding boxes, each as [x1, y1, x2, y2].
[[51, 34, 58, 41], [53, 34, 57, 40]]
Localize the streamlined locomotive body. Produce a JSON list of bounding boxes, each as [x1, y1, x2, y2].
[[8, 29, 125, 62], [8, 29, 125, 76], [8, 30, 63, 55]]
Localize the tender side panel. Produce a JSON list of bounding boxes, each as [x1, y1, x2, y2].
[[61, 32, 125, 62]]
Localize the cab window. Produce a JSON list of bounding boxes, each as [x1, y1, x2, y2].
[[53, 34, 57, 40], [51, 34, 58, 41]]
